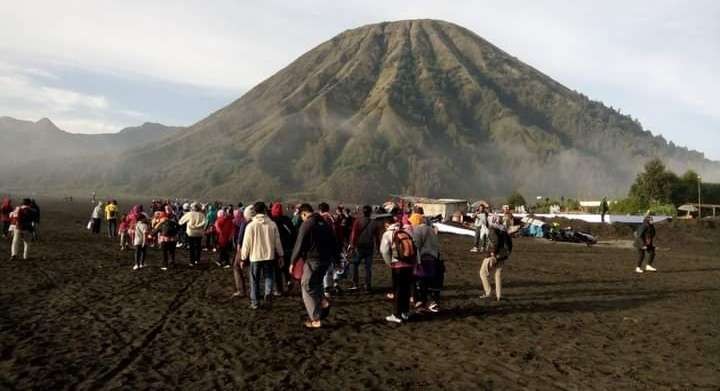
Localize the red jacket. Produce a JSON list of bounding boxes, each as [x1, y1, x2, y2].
[[214, 215, 236, 248]]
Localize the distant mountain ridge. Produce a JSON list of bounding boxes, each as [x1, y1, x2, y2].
[[1, 19, 718, 201], [0, 117, 182, 166]]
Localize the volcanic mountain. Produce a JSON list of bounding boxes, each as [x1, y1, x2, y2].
[[5, 20, 719, 201]]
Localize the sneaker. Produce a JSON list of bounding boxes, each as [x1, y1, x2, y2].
[[232, 291, 243, 298], [249, 303, 259, 310], [428, 303, 439, 313], [635, 267, 644, 274], [401, 313, 411, 321], [161, 267, 168, 271], [223, 264, 230, 269], [214, 260, 222, 267], [470, 247, 478, 253], [176, 242, 183, 248], [385, 314, 403, 323], [132, 265, 139, 271], [348, 285, 359, 291], [645, 265, 657, 272], [189, 262, 195, 267]]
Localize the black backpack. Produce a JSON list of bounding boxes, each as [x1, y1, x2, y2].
[[161, 220, 179, 236]]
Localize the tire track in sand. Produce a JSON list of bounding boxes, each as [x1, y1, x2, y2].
[[79, 269, 206, 390]]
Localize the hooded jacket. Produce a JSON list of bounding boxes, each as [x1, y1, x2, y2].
[[214, 213, 237, 248], [179, 210, 207, 237], [240, 214, 283, 262]]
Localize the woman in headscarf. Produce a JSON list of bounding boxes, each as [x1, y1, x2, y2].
[[152, 211, 180, 270], [214, 209, 236, 268]]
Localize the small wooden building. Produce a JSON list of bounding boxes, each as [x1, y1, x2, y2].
[[393, 195, 468, 222]]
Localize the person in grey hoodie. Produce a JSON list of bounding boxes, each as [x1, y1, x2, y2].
[[412, 217, 443, 312]]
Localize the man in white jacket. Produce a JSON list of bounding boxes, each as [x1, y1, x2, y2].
[[240, 202, 284, 309]]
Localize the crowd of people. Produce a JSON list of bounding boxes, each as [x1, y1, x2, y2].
[[82, 197, 472, 327], [1, 193, 658, 328]]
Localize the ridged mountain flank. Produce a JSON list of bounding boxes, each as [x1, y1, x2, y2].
[[101, 20, 719, 201]]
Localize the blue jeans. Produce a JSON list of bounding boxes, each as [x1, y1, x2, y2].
[[352, 248, 373, 288], [249, 260, 274, 305]]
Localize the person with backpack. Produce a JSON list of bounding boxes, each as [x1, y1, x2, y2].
[[152, 211, 179, 270], [634, 215, 657, 273], [240, 202, 284, 310], [90, 201, 103, 234], [1, 197, 12, 239], [290, 203, 338, 329], [105, 200, 118, 239], [380, 207, 417, 323], [479, 214, 513, 301], [179, 202, 207, 267], [271, 202, 297, 295], [348, 205, 379, 291], [9, 199, 36, 260], [412, 217, 443, 313], [214, 209, 236, 268], [133, 213, 149, 270]]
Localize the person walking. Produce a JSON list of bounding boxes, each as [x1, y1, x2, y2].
[[91, 201, 103, 234], [634, 215, 657, 273], [29, 199, 40, 241], [105, 200, 118, 239], [318, 202, 340, 297], [348, 205, 378, 291], [153, 212, 179, 270], [239, 202, 283, 310], [479, 215, 513, 301], [132, 214, 149, 270], [270, 202, 296, 295], [118, 213, 130, 251], [290, 203, 338, 328], [380, 207, 417, 324], [179, 202, 207, 266], [214, 210, 236, 268], [412, 217, 443, 312], [9, 199, 36, 260], [470, 204, 489, 253], [232, 205, 254, 298]]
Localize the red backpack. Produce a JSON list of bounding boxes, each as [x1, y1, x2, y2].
[[391, 228, 417, 264]]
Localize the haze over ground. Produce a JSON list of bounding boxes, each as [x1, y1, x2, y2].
[[0, 1, 718, 159]]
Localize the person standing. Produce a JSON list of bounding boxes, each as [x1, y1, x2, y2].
[[380, 207, 417, 324], [470, 204, 489, 253], [232, 205, 255, 298], [29, 199, 40, 241], [240, 202, 283, 310], [105, 200, 118, 239], [348, 205, 378, 291], [479, 215, 513, 301], [634, 215, 657, 273], [600, 197, 609, 223], [132, 214, 149, 270], [318, 202, 340, 296], [290, 203, 338, 328], [9, 199, 36, 260], [91, 201, 103, 234], [179, 202, 207, 266]]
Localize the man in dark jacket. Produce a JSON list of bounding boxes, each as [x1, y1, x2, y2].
[[290, 203, 339, 328], [634, 215, 657, 273], [271, 202, 297, 295], [348, 205, 379, 291]]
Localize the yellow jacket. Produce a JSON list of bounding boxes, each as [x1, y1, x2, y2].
[[105, 204, 118, 220]]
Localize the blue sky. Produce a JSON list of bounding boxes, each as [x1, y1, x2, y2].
[[0, 0, 718, 159]]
